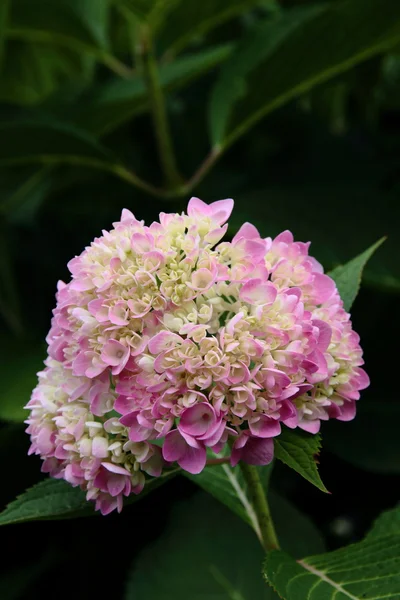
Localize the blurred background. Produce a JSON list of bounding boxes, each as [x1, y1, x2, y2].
[[0, 0, 399, 598]]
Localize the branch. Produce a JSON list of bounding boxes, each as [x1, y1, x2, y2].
[[238, 462, 280, 552], [141, 26, 183, 190]]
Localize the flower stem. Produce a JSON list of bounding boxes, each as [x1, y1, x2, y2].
[[206, 457, 231, 466], [238, 462, 279, 552], [141, 26, 183, 190]]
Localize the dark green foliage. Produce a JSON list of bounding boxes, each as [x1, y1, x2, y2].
[[264, 506, 400, 599]]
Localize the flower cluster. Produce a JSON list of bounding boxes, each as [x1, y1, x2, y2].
[[26, 198, 369, 514]]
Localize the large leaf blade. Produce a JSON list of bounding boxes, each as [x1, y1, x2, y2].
[[185, 460, 325, 557], [0, 39, 85, 106], [0, 117, 111, 164], [264, 506, 400, 600], [0, 471, 177, 525], [66, 0, 110, 48], [126, 492, 275, 600], [115, 0, 264, 55], [114, 0, 178, 33], [209, 0, 400, 147], [125, 491, 323, 599], [159, 0, 265, 56], [78, 44, 232, 135], [328, 238, 385, 311], [0, 117, 142, 187], [265, 539, 400, 599], [185, 462, 272, 539], [0, 479, 90, 525], [366, 505, 400, 540], [0, 166, 53, 224], [0, 0, 9, 70], [7, 0, 128, 77]]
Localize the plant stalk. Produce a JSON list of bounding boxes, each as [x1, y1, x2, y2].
[[238, 462, 279, 552], [141, 26, 183, 190]]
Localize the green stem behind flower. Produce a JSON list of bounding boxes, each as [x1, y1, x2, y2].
[[238, 462, 279, 552], [141, 26, 183, 190]]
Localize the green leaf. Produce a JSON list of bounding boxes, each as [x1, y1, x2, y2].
[[78, 44, 232, 136], [126, 492, 275, 600], [0, 471, 177, 525], [264, 506, 400, 599], [0, 1, 110, 104], [185, 462, 273, 539], [6, 0, 129, 77], [0, 0, 10, 70], [323, 401, 400, 474], [0, 479, 90, 525], [159, 0, 266, 56], [0, 40, 84, 106], [328, 238, 385, 311], [0, 117, 112, 165], [125, 491, 323, 600], [0, 117, 144, 187], [65, 0, 110, 48], [185, 462, 324, 557], [269, 492, 325, 559], [64, 0, 111, 78], [274, 428, 328, 493], [114, 0, 179, 32], [366, 505, 400, 540], [209, 0, 400, 147], [0, 340, 45, 422], [0, 166, 53, 224]]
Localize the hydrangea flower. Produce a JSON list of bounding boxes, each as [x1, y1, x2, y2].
[[25, 198, 369, 514]]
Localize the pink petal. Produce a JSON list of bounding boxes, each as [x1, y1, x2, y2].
[[100, 340, 129, 367], [209, 198, 234, 225], [299, 419, 321, 434], [107, 474, 127, 497], [131, 232, 153, 254], [148, 331, 182, 354], [200, 419, 225, 447], [354, 368, 370, 390], [163, 430, 206, 473], [115, 396, 136, 417], [274, 230, 294, 244], [179, 403, 216, 437], [101, 462, 131, 475], [231, 435, 274, 467], [162, 430, 187, 462], [249, 415, 281, 438], [313, 319, 332, 352], [187, 197, 211, 218], [279, 400, 297, 422], [120, 208, 135, 222], [232, 222, 260, 242], [108, 302, 129, 326], [120, 412, 153, 442], [240, 279, 277, 306], [95, 495, 120, 516], [178, 444, 207, 474], [312, 273, 336, 303], [337, 400, 357, 422]]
